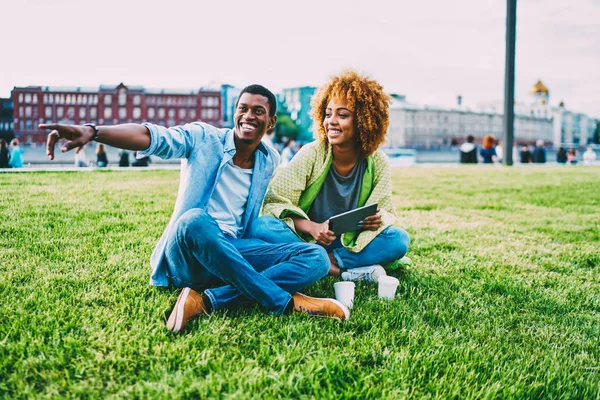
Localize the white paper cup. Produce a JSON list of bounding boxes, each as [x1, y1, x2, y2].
[[334, 281, 355, 309], [378, 276, 399, 300]]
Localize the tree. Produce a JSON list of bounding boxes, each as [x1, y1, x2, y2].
[[594, 120, 600, 144], [275, 113, 299, 142]]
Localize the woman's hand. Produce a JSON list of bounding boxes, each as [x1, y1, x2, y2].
[[360, 209, 382, 231], [309, 220, 337, 246], [293, 217, 337, 246]]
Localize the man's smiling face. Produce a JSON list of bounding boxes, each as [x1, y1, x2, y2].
[[233, 93, 275, 145]]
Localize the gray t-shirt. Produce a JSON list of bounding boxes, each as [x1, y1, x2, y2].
[[307, 158, 367, 223]]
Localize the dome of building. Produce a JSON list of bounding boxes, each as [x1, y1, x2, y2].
[[530, 80, 549, 94]]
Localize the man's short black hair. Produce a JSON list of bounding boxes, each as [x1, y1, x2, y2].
[[466, 135, 475, 143], [236, 84, 277, 117]]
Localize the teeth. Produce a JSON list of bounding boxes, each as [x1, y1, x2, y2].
[[242, 123, 256, 130]]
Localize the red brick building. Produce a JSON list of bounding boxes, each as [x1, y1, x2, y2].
[[11, 83, 222, 144]]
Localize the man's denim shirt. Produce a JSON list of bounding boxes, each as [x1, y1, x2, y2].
[[138, 122, 280, 287]]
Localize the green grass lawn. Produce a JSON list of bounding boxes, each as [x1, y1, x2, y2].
[[1, 166, 599, 399]]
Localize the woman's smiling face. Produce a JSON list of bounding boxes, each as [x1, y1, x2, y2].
[[324, 97, 357, 147]]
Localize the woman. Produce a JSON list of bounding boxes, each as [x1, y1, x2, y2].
[[479, 135, 498, 164], [96, 143, 109, 167], [556, 146, 567, 164], [8, 139, 24, 168], [0, 139, 10, 168], [74, 146, 88, 167], [249, 70, 410, 281], [567, 147, 577, 165]]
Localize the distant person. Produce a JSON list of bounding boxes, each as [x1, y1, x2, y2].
[[96, 143, 108, 167], [132, 152, 151, 167], [0, 139, 10, 168], [119, 149, 130, 167], [74, 145, 88, 167], [480, 135, 498, 164], [495, 139, 504, 163], [556, 146, 567, 164], [9, 139, 24, 168], [582, 146, 597, 165], [262, 126, 276, 149], [531, 139, 546, 163], [250, 70, 411, 281], [459, 135, 478, 164], [279, 139, 296, 168], [567, 147, 578, 165], [519, 145, 532, 164]]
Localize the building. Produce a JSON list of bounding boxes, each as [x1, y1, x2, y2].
[[387, 96, 552, 149], [11, 83, 222, 144], [280, 86, 316, 142], [0, 97, 14, 142], [221, 84, 242, 129], [477, 80, 597, 148]]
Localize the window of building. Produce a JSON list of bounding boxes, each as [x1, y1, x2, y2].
[[45, 106, 52, 118], [79, 108, 86, 119], [168, 118, 175, 127], [25, 93, 32, 103], [25, 106, 32, 117], [158, 108, 165, 118], [133, 107, 141, 119], [90, 107, 97, 119], [119, 107, 127, 119], [104, 107, 112, 119], [67, 107, 75, 119], [179, 109, 186, 119], [118, 89, 127, 106], [67, 95, 73, 105], [133, 95, 141, 105], [26, 120, 32, 130], [19, 106, 24, 117], [57, 107, 64, 118], [19, 94, 23, 103], [201, 109, 207, 119], [105, 95, 112, 105], [148, 108, 155, 119], [168, 109, 175, 117], [189, 109, 196, 119]]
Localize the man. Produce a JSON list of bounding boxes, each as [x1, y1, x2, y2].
[[531, 139, 546, 164], [459, 135, 478, 164], [42, 84, 349, 333], [519, 145, 532, 164]]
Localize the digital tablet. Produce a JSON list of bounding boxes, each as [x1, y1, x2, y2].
[[328, 203, 378, 236]]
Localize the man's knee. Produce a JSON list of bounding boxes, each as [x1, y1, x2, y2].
[[383, 226, 410, 259], [173, 208, 219, 244], [307, 244, 330, 279]]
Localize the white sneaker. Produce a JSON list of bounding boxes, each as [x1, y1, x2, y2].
[[341, 265, 387, 282]]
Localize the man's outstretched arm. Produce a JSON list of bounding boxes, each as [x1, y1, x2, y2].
[[40, 123, 151, 161]]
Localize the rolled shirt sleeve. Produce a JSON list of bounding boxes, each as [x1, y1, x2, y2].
[[138, 122, 204, 160]]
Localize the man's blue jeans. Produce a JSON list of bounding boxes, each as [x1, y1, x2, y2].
[[248, 216, 410, 270], [164, 209, 330, 315]]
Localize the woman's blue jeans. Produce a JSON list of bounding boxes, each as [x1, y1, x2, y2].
[[164, 209, 330, 315], [248, 216, 410, 270]]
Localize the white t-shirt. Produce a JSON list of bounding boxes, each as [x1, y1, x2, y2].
[[207, 160, 253, 237]]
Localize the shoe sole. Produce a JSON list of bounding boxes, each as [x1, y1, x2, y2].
[[166, 287, 190, 333], [297, 294, 350, 320]]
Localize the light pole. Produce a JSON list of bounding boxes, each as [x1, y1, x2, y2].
[[503, 0, 517, 166]]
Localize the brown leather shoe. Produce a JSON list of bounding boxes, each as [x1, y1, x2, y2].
[[166, 287, 208, 333], [292, 293, 350, 320]]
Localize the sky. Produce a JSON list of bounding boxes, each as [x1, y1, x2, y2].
[[2, 0, 599, 118]]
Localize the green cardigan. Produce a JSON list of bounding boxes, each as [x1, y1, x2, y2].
[[261, 141, 398, 253]]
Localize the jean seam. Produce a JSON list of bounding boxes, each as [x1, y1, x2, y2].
[[204, 289, 218, 311]]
